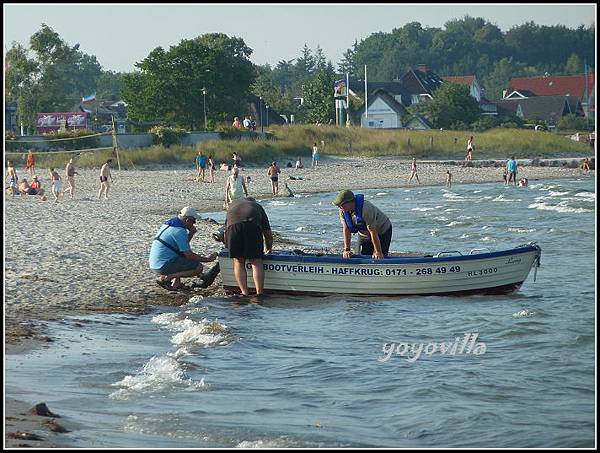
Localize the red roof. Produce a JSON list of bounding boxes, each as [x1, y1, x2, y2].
[[508, 74, 595, 99], [442, 75, 475, 86]]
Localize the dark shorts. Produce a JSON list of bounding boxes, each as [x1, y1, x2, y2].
[[270, 176, 278, 182], [100, 176, 108, 183], [27, 188, 38, 195], [225, 221, 264, 259], [358, 226, 393, 256], [153, 255, 199, 275], [508, 171, 517, 182]]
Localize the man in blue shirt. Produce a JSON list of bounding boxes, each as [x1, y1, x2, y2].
[[506, 156, 518, 185], [150, 206, 218, 290], [196, 151, 208, 182]]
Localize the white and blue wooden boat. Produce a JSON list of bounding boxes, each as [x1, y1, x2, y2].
[[218, 242, 542, 296]]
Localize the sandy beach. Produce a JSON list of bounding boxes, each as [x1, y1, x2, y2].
[[3, 155, 594, 446]]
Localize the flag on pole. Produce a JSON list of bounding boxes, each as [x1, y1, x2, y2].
[[82, 92, 96, 104]]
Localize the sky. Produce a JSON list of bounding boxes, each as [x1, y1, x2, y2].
[[3, 3, 596, 73]]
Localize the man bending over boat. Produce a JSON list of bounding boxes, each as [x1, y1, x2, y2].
[[150, 207, 218, 291], [225, 197, 273, 296], [333, 190, 392, 260]]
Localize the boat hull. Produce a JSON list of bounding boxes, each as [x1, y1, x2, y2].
[[218, 243, 541, 296]]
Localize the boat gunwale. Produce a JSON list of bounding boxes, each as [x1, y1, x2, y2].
[[218, 244, 540, 265]]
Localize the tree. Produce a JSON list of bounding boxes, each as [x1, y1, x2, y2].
[[482, 57, 525, 100], [296, 44, 315, 76], [300, 67, 337, 123], [565, 53, 582, 75], [338, 40, 358, 75], [422, 82, 481, 129], [122, 33, 254, 130]]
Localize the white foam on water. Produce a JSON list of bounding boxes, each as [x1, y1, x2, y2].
[[508, 227, 537, 233], [430, 228, 440, 236], [443, 193, 464, 200], [376, 192, 388, 196], [473, 190, 482, 193], [492, 194, 521, 202], [443, 208, 460, 212], [237, 438, 302, 448], [574, 192, 595, 200], [527, 202, 593, 214], [295, 226, 305, 231], [152, 313, 231, 347], [481, 225, 491, 230], [513, 309, 535, 318], [549, 191, 569, 197], [109, 355, 207, 400], [481, 236, 494, 242], [411, 207, 435, 212], [445, 221, 464, 227], [460, 233, 470, 238]]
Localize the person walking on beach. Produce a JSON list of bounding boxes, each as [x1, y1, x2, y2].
[[232, 152, 242, 168], [196, 151, 207, 182], [25, 149, 35, 176], [48, 167, 61, 203], [267, 161, 281, 195], [446, 170, 452, 188], [465, 136, 474, 161], [225, 166, 248, 208], [581, 157, 590, 174], [98, 159, 114, 199], [207, 154, 216, 183], [333, 189, 392, 260], [225, 197, 273, 296], [150, 206, 218, 291], [311, 142, 321, 168], [64, 158, 78, 199], [6, 160, 18, 196], [408, 157, 421, 184], [506, 156, 518, 185]]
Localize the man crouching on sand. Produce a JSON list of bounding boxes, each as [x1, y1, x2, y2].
[[149, 207, 218, 291]]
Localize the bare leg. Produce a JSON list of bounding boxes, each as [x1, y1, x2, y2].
[[161, 262, 204, 288], [232, 258, 249, 295], [249, 259, 264, 295]]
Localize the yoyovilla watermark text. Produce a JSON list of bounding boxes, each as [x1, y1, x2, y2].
[[378, 332, 486, 363]]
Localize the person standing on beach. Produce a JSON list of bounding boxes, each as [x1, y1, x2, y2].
[[506, 156, 518, 185], [446, 170, 452, 188], [225, 197, 273, 296], [98, 159, 114, 199], [311, 142, 320, 168], [25, 149, 35, 176], [48, 167, 61, 203], [465, 136, 474, 161], [225, 166, 248, 208], [6, 160, 18, 196], [150, 206, 218, 291], [64, 158, 78, 199], [196, 151, 207, 182], [267, 161, 281, 195], [581, 157, 590, 174], [408, 157, 421, 184], [333, 189, 392, 260], [207, 155, 216, 183]]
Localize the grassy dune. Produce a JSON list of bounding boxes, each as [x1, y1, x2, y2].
[[6, 125, 591, 170]]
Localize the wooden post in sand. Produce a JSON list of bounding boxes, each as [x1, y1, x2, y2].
[[111, 115, 121, 171]]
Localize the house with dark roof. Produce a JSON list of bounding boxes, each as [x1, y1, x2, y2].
[[505, 73, 594, 117], [495, 95, 584, 125]]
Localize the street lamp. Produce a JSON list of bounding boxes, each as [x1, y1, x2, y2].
[[266, 105, 269, 128], [202, 88, 207, 130], [259, 96, 263, 133]]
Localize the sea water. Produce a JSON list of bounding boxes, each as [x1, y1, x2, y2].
[[5, 177, 595, 447]]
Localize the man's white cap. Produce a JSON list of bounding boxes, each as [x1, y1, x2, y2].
[[179, 206, 201, 219]]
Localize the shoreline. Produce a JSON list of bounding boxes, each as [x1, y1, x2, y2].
[[3, 156, 594, 447]]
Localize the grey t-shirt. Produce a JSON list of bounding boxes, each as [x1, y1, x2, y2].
[[339, 199, 391, 237], [226, 199, 271, 231]]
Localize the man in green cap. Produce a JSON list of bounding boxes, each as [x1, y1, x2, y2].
[[333, 190, 392, 259]]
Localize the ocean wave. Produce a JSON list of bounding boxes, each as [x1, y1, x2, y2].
[[492, 195, 521, 202], [513, 309, 536, 318], [109, 355, 207, 400], [411, 207, 436, 212], [573, 192, 596, 200], [507, 227, 537, 233], [549, 191, 569, 197], [527, 202, 593, 214]]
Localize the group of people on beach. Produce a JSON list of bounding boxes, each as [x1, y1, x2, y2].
[[5, 151, 114, 202], [149, 187, 393, 297]]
